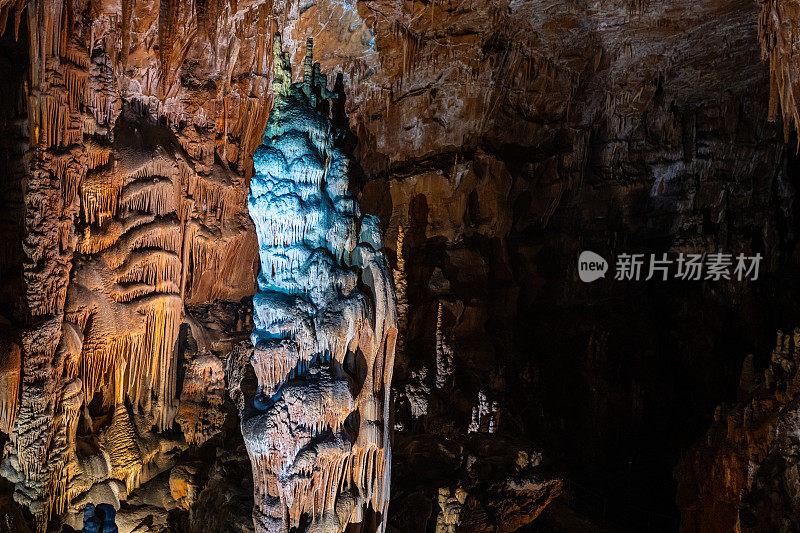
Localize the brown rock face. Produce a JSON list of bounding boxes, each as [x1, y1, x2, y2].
[[675, 330, 800, 533], [1, 0, 800, 531], [0, 0, 261, 527]]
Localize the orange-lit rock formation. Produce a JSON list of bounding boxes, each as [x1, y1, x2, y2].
[[0, 0, 258, 528], [676, 329, 800, 532], [1, 0, 797, 530]]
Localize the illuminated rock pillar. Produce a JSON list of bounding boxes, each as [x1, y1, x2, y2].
[[243, 34, 397, 532]]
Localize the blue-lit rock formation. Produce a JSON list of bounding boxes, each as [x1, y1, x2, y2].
[[243, 34, 397, 532], [62, 504, 118, 533]]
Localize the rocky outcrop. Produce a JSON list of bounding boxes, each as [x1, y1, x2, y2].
[[1, 0, 800, 530], [676, 329, 800, 533]]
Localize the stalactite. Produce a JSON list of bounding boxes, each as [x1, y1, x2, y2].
[[158, 0, 179, 93], [63, 39, 89, 69], [80, 334, 135, 403], [85, 141, 111, 170], [189, 230, 221, 282], [144, 296, 182, 431], [219, 37, 241, 167], [759, 0, 800, 144], [89, 46, 117, 128], [237, 95, 273, 175], [64, 64, 88, 111], [49, 152, 83, 210], [37, 92, 69, 150], [125, 158, 179, 184], [115, 250, 182, 286], [186, 174, 239, 222], [121, 178, 178, 216], [80, 168, 121, 226], [121, 0, 132, 67], [101, 221, 182, 269], [395, 21, 423, 80]]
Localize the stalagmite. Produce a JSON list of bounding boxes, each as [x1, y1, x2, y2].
[[468, 391, 498, 434], [240, 34, 397, 532], [176, 353, 226, 445], [393, 225, 408, 363], [435, 487, 467, 533], [101, 360, 143, 493], [434, 302, 453, 389]]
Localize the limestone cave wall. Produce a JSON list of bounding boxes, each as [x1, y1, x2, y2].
[[1, 0, 800, 532]]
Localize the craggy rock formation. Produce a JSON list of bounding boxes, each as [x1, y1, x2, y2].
[[761, 0, 800, 142], [5, 0, 800, 530], [240, 35, 397, 532], [675, 329, 800, 532], [0, 0, 259, 529], [0, 0, 257, 528]]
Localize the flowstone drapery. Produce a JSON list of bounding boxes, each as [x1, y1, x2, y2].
[[242, 34, 397, 532]]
